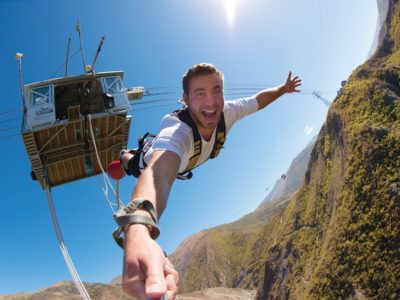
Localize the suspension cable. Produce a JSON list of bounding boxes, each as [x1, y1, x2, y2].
[[43, 165, 91, 300]]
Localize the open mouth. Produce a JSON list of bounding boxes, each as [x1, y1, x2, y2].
[[202, 109, 217, 120]]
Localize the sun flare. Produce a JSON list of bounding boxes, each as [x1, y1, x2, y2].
[[223, 0, 237, 28]]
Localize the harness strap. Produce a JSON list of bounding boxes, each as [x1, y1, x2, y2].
[[210, 113, 226, 159], [171, 109, 202, 174], [172, 108, 226, 179], [122, 133, 156, 177]]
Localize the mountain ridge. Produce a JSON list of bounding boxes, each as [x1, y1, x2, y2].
[[259, 136, 316, 207]]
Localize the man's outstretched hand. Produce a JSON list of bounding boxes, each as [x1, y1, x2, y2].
[[122, 224, 179, 300], [284, 71, 302, 93]]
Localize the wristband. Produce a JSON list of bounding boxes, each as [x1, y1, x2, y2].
[[112, 199, 160, 248]]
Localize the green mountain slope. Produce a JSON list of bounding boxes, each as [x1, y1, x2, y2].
[[250, 1, 400, 298], [169, 196, 291, 293]]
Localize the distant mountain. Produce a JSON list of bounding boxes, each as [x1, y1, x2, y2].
[[0, 281, 255, 300], [259, 136, 316, 208], [0, 281, 132, 300]]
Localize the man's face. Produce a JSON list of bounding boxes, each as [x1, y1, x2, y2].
[[183, 73, 224, 139]]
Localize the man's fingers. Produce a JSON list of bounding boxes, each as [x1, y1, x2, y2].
[[165, 271, 179, 300], [287, 71, 292, 82], [165, 274, 178, 300], [164, 258, 175, 270], [164, 258, 179, 299], [286, 72, 302, 93], [164, 261, 179, 285], [285, 74, 301, 93]]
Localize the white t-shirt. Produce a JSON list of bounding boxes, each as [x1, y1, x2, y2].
[[144, 96, 259, 173]]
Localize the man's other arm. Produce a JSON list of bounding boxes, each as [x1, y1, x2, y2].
[[255, 71, 301, 110]]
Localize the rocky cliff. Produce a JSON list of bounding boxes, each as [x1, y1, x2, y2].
[[248, 0, 400, 298]]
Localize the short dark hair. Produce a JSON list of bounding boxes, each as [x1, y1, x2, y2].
[[182, 63, 224, 94]]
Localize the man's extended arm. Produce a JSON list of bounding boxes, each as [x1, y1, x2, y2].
[[122, 150, 181, 300], [255, 71, 301, 110]]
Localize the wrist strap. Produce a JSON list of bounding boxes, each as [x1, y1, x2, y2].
[[112, 199, 160, 248]]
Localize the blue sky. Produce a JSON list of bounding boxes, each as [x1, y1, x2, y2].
[[0, 0, 378, 295]]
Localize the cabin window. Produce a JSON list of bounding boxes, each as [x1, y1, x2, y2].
[[30, 86, 52, 107], [93, 126, 100, 138], [54, 79, 105, 120], [103, 77, 123, 94]]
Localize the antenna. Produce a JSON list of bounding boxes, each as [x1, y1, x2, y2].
[[91, 34, 106, 74], [15, 52, 26, 111], [312, 90, 331, 107], [75, 20, 87, 73], [65, 37, 71, 77]]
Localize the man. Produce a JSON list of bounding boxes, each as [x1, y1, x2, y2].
[[119, 63, 301, 299]]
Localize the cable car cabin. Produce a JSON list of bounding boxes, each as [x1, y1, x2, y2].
[[21, 71, 144, 189]]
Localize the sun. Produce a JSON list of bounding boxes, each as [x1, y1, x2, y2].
[[223, 0, 238, 28]]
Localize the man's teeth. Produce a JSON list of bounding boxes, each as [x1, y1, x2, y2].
[[203, 110, 217, 117]]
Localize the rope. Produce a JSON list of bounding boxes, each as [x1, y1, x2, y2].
[[0, 108, 22, 116], [43, 165, 91, 300], [87, 114, 124, 211], [0, 125, 19, 133], [144, 91, 177, 96], [0, 133, 20, 140], [50, 48, 80, 78], [131, 98, 178, 106], [116, 180, 121, 211], [131, 102, 179, 112], [0, 116, 21, 124], [96, 175, 119, 212]]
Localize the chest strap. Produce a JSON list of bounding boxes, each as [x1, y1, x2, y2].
[[171, 108, 226, 180]]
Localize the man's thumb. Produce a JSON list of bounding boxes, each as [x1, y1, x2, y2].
[[146, 273, 167, 297]]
